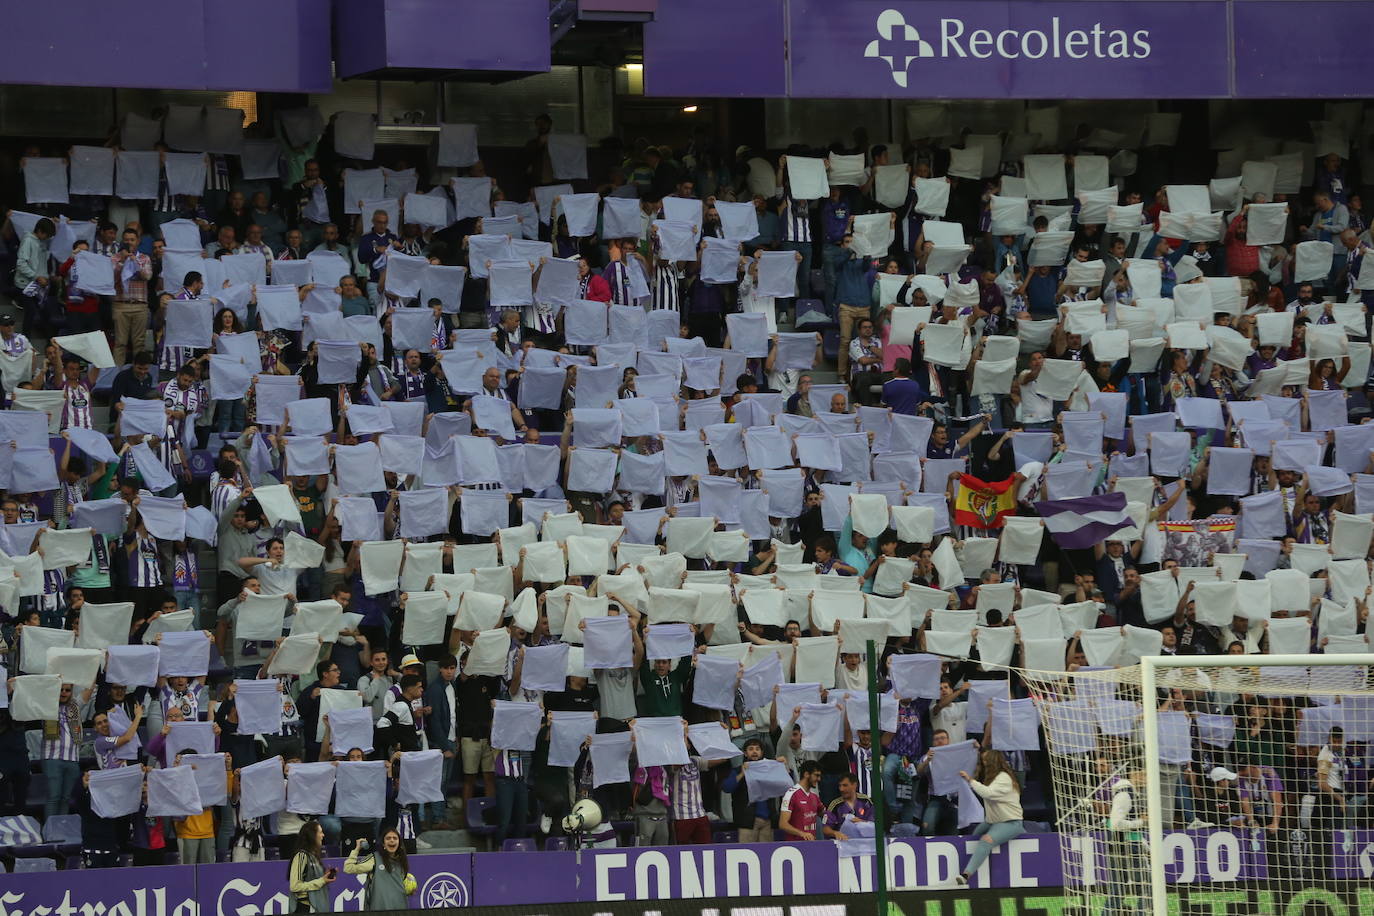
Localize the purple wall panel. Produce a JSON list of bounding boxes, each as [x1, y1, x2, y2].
[[643, 0, 786, 97], [334, 0, 550, 79]]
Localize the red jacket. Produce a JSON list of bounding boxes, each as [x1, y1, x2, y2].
[[58, 257, 99, 313], [584, 273, 611, 302]]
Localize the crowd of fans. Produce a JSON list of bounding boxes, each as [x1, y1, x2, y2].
[[0, 106, 1369, 877]]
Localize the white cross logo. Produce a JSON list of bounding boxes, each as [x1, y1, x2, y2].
[[864, 9, 935, 88]]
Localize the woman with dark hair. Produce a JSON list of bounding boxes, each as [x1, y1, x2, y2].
[[213, 307, 245, 336], [210, 307, 250, 433], [344, 826, 416, 909], [955, 749, 1025, 884], [1307, 355, 1350, 391], [288, 820, 336, 912]]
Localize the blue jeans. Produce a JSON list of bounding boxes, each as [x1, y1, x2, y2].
[[882, 755, 920, 826], [495, 775, 528, 844], [175, 589, 201, 619], [963, 820, 1025, 875], [922, 795, 957, 836], [425, 755, 454, 825], [43, 758, 80, 818], [215, 399, 246, 435], [217, 803, 236, 855], [821, 243, 846, 308]]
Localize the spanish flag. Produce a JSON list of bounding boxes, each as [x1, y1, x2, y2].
[[953, 474, 1018, 529]]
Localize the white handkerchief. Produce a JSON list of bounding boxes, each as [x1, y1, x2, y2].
[[624, 717, 688, 769], [491, 700, 542, 752], [462, 629, 511, 678], [89, 764, 145, 818], [1246, 203, 1289, 246], [147, 765, 203, 818], [252, 483, 303, 526], [547, 134, 588, 180], [798, 703, 844, 752], [437, 122, 479, 167], [851, 213, 894, 257], [909, 176, 949, 217], [37, 527, 93, 571], [158, 630, 209, 677], [332, 760, 386, 814], [359, 539, 404, 596], [1024, 155, 1068, 199], [238, 757, 287, 820], [285, 761, 336, 815], [232, 680, 282, 735], [46, 648, 102, 690], [786, 156, 829, 200], [332, 111, 376, 160]]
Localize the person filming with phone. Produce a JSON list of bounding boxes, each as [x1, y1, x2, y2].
[[344, 827, 417, 908]]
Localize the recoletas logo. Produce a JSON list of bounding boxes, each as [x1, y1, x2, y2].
[[865, 8, 1152, 86]]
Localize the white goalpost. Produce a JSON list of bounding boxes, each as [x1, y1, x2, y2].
[[1024, 652, 1374, 916], [1139, 653, 1373, 916]]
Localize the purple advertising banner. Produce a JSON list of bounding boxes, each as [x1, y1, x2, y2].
[[471, 831, 1259, 904], [1331, 828, 1374, 880], [196, 854, 475, 914], [644, 0, 1374, 99], [1233, 1, 1374, 97], [785, 0, 1230, 99], [0, 831, 1302, 911], [0, 864, 199, 916]]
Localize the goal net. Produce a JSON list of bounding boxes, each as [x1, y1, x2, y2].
[[1021, 655, 1374, 916]]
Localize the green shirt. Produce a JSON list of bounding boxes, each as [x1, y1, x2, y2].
[[639, 657, 691, 717], [293, 481, 327, 537]]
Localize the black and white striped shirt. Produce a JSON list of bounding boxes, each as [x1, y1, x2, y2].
[[780, 195, 812, 243]]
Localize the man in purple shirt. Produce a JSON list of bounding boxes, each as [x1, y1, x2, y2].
[[821, 188, 852, 309], [881, 358, 927, 415], [823, 773, 874, 840], [357, 209, 399, 309]]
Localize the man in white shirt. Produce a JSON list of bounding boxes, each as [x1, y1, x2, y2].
[[1316, 726, 1353, 862], [1104, 776, 1146, 916], [1015, 352, 1054, 427], [931, 678, 968, 744]]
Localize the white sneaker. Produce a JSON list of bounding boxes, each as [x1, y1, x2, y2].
[[540, 815, 553, 834], [1342, 830, 1354, 853], [416, 837, 433, 850]]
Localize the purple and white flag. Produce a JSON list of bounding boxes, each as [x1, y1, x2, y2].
[[1036, 492, 1131, 549]]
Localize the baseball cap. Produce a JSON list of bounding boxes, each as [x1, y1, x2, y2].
[[1112, 778, 1133, 793], [0, 313, 15, 325], [1209, 766, 1238, 782], [400, 653, 422, 669]]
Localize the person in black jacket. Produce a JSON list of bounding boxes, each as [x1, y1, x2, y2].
[[374, 675, 424, 758], [422, 655, 459, 829], [719, 738, 776, 842], [76, 771, 128, 868]]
